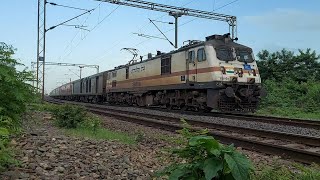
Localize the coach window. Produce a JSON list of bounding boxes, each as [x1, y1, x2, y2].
[[86, 79, 89, 93], [161, 56, 171, 75], [80, 80, 83, 93], [197, 48, 206, 62], [89, 79, 91, 92], [188, 50, 195, 63]]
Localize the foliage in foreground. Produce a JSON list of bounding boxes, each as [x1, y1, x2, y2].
[[65, 127, 136, 144], [157, 122, 253, 180], [0, 42, 34, 171], [50, 103, 135, 144], [254, 163, 320, 180]]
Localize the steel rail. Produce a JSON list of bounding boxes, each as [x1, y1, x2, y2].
[[87, 108, 320, 164], [210, 112, 320, 130]]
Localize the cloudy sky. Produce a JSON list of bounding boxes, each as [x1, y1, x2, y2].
[[1, 0, 319, 93]]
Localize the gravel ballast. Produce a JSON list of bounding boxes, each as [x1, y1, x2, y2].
[[0, 112, 169, 180]]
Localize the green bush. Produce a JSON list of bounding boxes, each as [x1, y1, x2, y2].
[[157, 123, 253, 180], [0, 42, 34, 171], [257, 49, 320, 119], [51, 104, 87, 129], [78, 113, 101, 134], [258, 78, 320, 119], [254, 163, 320, 180]]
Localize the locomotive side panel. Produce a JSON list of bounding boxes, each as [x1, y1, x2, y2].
[[107, 51, 190, 92], [73, 80, 81, 95]]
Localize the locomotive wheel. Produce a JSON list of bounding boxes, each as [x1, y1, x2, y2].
[[166, 104, 173, 110], [181, 105, 188, 111]]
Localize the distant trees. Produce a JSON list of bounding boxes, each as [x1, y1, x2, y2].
[[257, 49, 320, 83], [256, 49, 320, 117]]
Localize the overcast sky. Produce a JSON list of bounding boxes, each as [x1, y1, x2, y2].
[[1, 0, 320, 93]]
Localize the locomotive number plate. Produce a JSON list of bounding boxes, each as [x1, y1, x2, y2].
[[243, 64, 251, 70]]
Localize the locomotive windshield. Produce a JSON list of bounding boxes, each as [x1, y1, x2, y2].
[[236, 49, 254, 63], [215, 47, 235, 61]]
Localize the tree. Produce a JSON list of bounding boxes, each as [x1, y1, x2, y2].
[[0, 42, 35, 123], [257, 49, 320, 83], [0, 42, 35, 171]]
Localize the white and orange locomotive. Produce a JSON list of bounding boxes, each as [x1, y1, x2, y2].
[[50, 33, 266, 112]]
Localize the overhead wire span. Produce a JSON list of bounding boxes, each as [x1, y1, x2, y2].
[[59, 3, 120, 62], [47, 2, 90, 11], [63, 4, 121, 60], [133, 0, 240, 48], [58, 2, 103, 61], [90, 0, 196, 64]]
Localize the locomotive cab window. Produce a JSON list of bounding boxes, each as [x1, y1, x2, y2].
[[215, 47, 235, 61], [188, 51, 195, 63], [161, 56, 171, 75], [236, 49, 254, 63], [197, 48, 206, 62]]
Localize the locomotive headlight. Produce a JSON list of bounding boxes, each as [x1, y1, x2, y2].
[[220, 66, 226, 74], [252, 69, 256, 76]]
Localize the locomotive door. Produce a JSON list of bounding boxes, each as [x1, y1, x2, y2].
[[187, 50, 197, 82]]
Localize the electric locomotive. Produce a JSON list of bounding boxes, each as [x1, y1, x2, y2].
[[50, 33, 266, 112]]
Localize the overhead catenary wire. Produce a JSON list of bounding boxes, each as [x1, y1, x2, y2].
[[90, 0, 196, 64], [59, 4, 120, 61], [58, 2, 103, 61], [47, 2, 90, 11], [133, 0, 240, 48]]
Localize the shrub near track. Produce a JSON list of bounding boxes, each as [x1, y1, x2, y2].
[[157, 122, 254, 180], [49, 104, 136, 144], [0, 42, 34, 171], [51, 104, 87, 129]]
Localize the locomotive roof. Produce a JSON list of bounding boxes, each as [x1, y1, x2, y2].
[[111, 34, 252, 70], [54, 34, 252, 90]]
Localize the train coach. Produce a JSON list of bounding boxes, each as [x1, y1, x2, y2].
[[50, 33, 266, 112]]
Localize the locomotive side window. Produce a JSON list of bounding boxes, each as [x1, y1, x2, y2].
[[126, 67, 129, 79], [188, 51, 195, 63], [161, 56, 171, 75], [106, 73, 110, 80], [112, 80, 117, 87], [197, 48, 206, 62], [215, 47, 235, 61], [112, 71, 117, 78]]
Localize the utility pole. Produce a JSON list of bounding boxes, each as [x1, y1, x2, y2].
[[169, 12, 183, 48], [37, 0, 46, 100], [36, 1, 93, 100]]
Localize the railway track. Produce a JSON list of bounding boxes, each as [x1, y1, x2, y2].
[[45, 97, 320, 164], [147, 107, 320, 130]]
